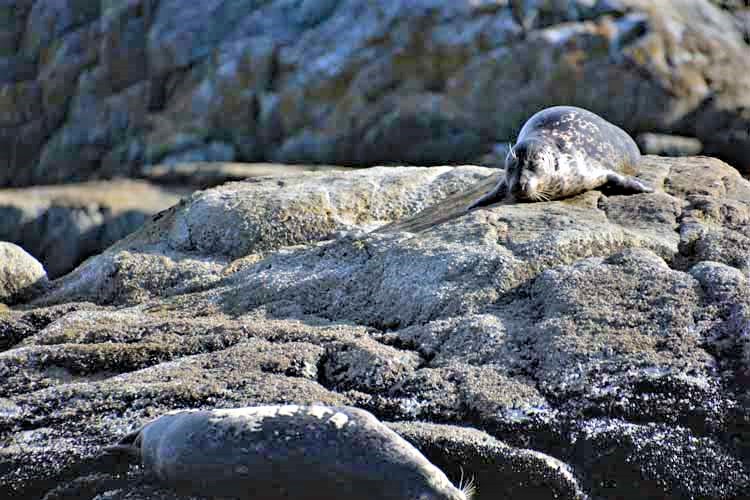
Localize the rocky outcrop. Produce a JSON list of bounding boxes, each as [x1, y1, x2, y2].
[[1, 155, 750, 499], [2, 0, 750, 188], [0, 242, 47, 304], [142, 162, 357, 188], [0, 180, 182, 278]]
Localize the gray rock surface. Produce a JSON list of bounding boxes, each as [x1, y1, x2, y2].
[[142, 162, 359, 189], [0, 180, 183, 278], [0, 242, 47, 304], [2, 0, 750, 187], [388, 421, 588, 500], [2, 155, 750, 499]]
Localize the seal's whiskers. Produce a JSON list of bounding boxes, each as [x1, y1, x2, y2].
[[458, 470, 476, 500]]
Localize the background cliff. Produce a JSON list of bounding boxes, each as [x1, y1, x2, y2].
[[1, 0, 750, 188]]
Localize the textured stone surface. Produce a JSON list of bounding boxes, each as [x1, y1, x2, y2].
[[1, 0, 750, 188], [388, 422, 588, 500], [1, 155, 750, 499], [0, 241, 47, 304], [142, 162, 358, 188]]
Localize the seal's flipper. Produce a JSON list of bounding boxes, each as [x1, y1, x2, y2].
[[467, 179, 507, 211], [103, 428, 143, 458], [103, 444, 140, 457], [605, 173, 654, 193]]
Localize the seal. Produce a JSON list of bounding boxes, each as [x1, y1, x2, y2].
[[468, 106, 653, 209], [106, 404, 472, 500]]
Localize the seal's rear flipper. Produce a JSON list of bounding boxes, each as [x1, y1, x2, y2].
[[103, 444, 140, 457], [103, 428, 143, 460], [605, 173, 654, 194], [467, 180, 507, 211]]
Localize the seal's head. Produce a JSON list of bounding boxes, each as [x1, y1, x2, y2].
[[504, 139, 562, 202]]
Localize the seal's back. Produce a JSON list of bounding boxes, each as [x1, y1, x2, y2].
[[517, 106, 641, 175]]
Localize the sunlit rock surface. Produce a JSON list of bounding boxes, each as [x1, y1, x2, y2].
[[1, 155, 749, 499]]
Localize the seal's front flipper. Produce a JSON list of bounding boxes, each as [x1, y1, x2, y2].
[[605, 173, 654, 194], [467, 179, 507, 211]]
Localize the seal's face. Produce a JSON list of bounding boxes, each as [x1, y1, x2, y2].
[[505, 140, 563, 202]]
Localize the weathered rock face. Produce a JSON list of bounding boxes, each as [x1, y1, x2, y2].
[[0, 241, 47, 304], [141, 162, 357, 189], [2, 0, 750, 188], [1, 155, 750, 499], [0, 180, 182, 278]]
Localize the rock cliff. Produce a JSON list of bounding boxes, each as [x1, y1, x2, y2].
[[2, 0, 750, 187]]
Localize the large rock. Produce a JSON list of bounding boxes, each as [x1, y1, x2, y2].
[[0, 241, 47, 304], [142, 162, 358, 189], [2, 0, 750, 187], [0, 179, 182, 278], [2, 155, 750, 499], [37, 165, 490, 305]]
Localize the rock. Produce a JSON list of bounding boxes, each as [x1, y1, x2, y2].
[[3, 0, 750, 187], [0, 180, 183, 279], [38, 165, 489, 305], [0, 242, 47, 304], [0, 301, 97, 350], [573, 419, 749, 498], [636, 133, 703, 156], [142, 162, 357, 189], [322, 337, 423, 393], [2, 155, 750, 499], [388, 421, 588, 500]]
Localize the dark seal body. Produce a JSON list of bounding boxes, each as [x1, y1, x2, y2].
[[468, 106, 652, 209], [106, 405, 469, 500]]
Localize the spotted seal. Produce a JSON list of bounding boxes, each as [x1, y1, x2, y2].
[[468, 106, 653, 209], [106, 404, 472, 500]]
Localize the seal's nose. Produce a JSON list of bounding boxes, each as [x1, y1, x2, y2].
[[513, 175, 537, 199]]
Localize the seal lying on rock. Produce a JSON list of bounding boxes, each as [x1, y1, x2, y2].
[[468, 106, 653, 209], [106, 404, 472, 500]]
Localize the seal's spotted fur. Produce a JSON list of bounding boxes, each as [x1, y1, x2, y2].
[[468, 106, 652, 208]]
